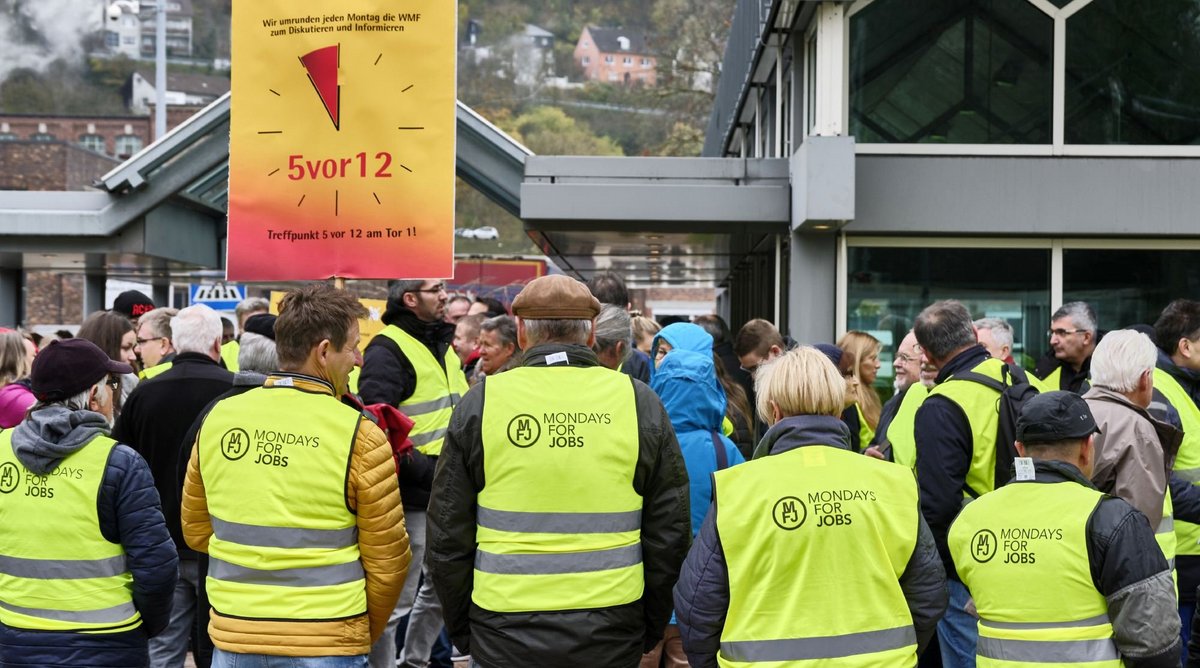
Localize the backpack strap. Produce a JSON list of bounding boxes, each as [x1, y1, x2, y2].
[[952, 369, 1006, 392], [711, 432, 729, 470]]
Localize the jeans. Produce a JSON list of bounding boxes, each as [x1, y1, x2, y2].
[[150, 555, 204, 668], [213, 648, 368, 667], [397, 569, 446, 667], [370, 508, 428, 668], [1181, 602, 1194, 665], [937, 579, 977, 668]]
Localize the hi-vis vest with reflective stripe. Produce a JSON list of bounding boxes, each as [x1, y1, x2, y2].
[[377, 325, 468, 456], [715, 445, 919, 667], [928, 357, 1006, 499], [1154, 367, 1200, 557], [949, 481, 1120, 667], [474, 366, 643, 613], [887, 383, 927, 471], [0, 432, 141, 633], [198, 385, 366, 621]]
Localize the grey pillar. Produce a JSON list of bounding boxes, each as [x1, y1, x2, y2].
[[152, 280, 170, 309], [0, 269, 21, 326], [83, 273, 107, 316], [788, 232, 837, 343]]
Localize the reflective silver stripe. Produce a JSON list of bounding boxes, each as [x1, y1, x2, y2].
[[402, 395, 454, 416], [0, 599, 137, 624], [1175, 467, 1200, 483], [477, 507, 641, 534], [208, 557, 364, 587], [1158, 515, 1175, 534], [410, 427, 448, 446], [211, 516, 357, 549], [720, 626, 917, 662], [977, 636, 1119, 663], [0, 554, 127, 580], [475, 544, 641, 575], [979, 614, 1110, 631]]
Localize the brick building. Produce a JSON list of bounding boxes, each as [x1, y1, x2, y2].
[[574, 26, 657, 86], [0, 114, 151, 160]]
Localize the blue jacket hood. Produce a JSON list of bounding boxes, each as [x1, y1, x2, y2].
[[651, 324, 725, 432]]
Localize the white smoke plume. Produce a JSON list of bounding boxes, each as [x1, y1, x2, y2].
[[0, 0, 104, 82]]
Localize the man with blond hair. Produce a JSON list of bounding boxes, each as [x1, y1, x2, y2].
[[1084, 329, 1183, 577]]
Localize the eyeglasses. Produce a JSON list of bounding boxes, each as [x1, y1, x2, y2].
[[412, 284, 446, 294], [136, 336, 164, 345], [107, 376, 121, 390], [895, 353, 920, 364], [1048, 328, 1087, 338]]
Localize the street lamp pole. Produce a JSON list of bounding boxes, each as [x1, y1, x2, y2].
[[155, 0, 166, 139]]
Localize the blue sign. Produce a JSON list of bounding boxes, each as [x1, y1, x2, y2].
[[190, 284, 246, 311]]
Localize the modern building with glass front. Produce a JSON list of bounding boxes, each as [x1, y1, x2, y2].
[[703, 0, 1200, 387]]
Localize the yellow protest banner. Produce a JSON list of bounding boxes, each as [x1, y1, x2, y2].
[[229, 2, 456, 281]]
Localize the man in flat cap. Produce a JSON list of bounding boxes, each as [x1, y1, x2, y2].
[[0, 339, 177, 667], [427, 274, 691, 668], [948, 391, 1179, 667]]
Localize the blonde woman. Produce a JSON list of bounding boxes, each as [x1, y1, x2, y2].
[[837, 330, 883, 451], [632, 314, 662, 355], [674, 346, 946, 665], [0, 329, 35, 427]]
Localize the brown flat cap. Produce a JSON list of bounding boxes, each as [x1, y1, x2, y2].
[[512, 275, 601, 320]]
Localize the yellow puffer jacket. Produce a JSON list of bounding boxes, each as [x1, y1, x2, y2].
[[181, 374, 410, 656]]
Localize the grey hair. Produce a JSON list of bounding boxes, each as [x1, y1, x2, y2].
[[973, 317, 1013, 350], [1052, 301, 1097, 334], [480, 315, 518, 349], [1090, 329, 1156, 394], [171, 304, 223, 354], [914, 300, 977, 362], [39, 376, 107, 413], [235, 297, 270, 323], [137, 307, 178, 339], [594, 304, 633, 352], [237, 332, 279, 375], [388, 279, 427, 303], [521, 318, 593, 347]]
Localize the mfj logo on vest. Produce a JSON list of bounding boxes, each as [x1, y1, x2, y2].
[[0, 462, 19, 494], [506, 412, 613, 449]]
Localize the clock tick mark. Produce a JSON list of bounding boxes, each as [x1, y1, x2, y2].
[[269, 89, 281, 96], [401, 84, 413, 92], [397, 126, 423, 130], [258, 130, 283, 134], [268, 168, 280, 176], [374, 53, 382, 66], [297, 195, 306, 207], [373, 192, 381, 205], [335, 190, 339, 216], [400, 164, 412, 173]]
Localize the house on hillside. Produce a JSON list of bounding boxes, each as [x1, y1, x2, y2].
[[139, 0, 194, 58], [104, 1, 143, 59], [574, 26, 657, 86], [123, 70, 230, 115]]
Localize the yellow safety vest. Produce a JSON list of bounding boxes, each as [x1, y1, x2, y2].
[[138, 361, 172, 380], [473, 366, 643, 613], [1033, 366, 1061, 393], [376, 325, 469, 456], [198, 384, 367, 621], [715, 444, 919, 667], [221, 339, 240, 372], [854, 402, 875, 452], [928, 358, 1006, 499], [886, 383, 927, 471], [0, 432, 141, 633], [1154, 368, 1200, 557], [949, 480, 1121, 667]]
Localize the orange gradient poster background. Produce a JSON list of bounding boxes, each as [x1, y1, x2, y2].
[[227, 1, 456, 281]]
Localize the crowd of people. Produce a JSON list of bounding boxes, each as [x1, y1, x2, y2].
[[3, 276, 1200, 668]]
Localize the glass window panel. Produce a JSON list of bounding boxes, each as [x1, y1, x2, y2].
[[1065, 1, 1200, 145], [849, 0, 1052, 144], [848, 247, 1050, 397], [1063, 249, 1200, 328]]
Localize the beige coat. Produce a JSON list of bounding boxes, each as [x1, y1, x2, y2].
[[1084, 386, 1183, 526], [182, 374, 410, 656]]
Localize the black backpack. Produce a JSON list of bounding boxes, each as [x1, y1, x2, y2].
[[953, 363, 1040, 494]]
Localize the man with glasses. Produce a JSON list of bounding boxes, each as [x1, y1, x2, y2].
[[360, 279, 467, 668], [869, 329, 927, 470], [0, 338, 177, 667], [1035, 301, 1100, 393], [135, 307, 178, 380]]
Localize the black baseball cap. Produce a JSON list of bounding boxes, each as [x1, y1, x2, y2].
[[30, 339, 134, 401], [1016, 391, 1101, 443], [112, 290, 155, 319]]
